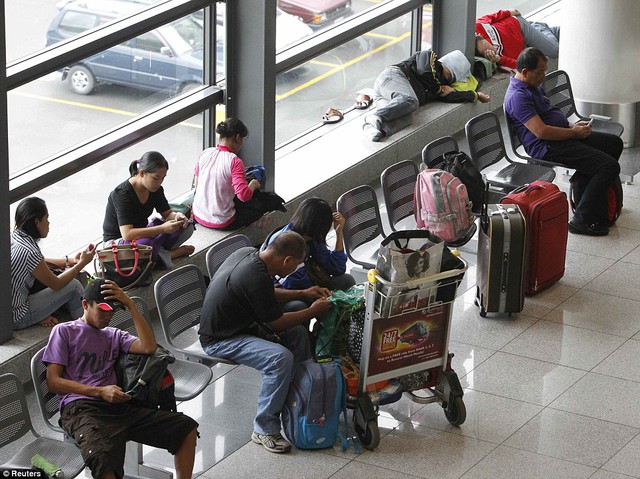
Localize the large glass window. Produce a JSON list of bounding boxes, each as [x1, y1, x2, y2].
[[7, 4, 206, 175], [275, 8, 429, 145], [9, 117, 203, 256]]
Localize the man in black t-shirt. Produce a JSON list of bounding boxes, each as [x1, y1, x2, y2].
[[199, 231, 332, 453]]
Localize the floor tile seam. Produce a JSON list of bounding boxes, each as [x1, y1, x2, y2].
[[340, 459, 425, 478], [595, 466, 640, 479], [512, 316, 635, 342], [490, 442, 600, 472], [446, 340, 499, 378], [397, 416, 503, 466], [544, 404, 640, 438], [587, 336, 640, 376], [579, 282, 640, 305], [537, 303, 640, 339], [458, 382, 555, 409], [494, 317, 543, 352], [490, 346, 594, 373], [564, 247, 633, 261]]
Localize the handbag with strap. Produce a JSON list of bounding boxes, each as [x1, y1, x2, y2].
[[95, 240, 154, 290]]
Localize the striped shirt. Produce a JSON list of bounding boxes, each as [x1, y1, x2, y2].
[[11, 229, 44, 324]]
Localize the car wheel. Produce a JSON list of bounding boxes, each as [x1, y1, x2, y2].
[[68, 65, 96, 95]]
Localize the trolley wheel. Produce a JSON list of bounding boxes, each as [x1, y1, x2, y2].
[[353, 413, 380, 450], [479, 307, 487, 318], [444, 396, 466, 426]]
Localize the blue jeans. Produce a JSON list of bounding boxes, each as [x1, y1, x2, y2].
[[202, 326, 311, 436], [518, 17, 560, 58], [14, 279, 84, 330], [372, 67, 419, 137]]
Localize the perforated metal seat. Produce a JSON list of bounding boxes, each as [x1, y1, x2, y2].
[[206, 234, 252, 278], [421, 136, 460, 169], [155, 264, 236, 367], [337, 185, 386, 269], [1, 372, 85, 478], [543, 70, 624, 138], [380, 160, 419, 232], [466, 112, 556, 191], [110, 296, 212, 401]]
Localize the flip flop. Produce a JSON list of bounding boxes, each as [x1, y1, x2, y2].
[[322, 107, 343, 124], [354, 94, 373, 110]]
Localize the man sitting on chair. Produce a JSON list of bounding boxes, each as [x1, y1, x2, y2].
[[504, 47, 622, 236], [199, 231, 332, 454], [43, 279, 199, 479]]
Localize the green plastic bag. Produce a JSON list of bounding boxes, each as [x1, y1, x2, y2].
[[315, 285, 364, 358]]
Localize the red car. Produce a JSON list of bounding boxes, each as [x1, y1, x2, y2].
[[278, 0, 352, 29]]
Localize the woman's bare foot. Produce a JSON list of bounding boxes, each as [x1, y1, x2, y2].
[[478, 92, 491, 103], [39, 316, 59, 327], [171, 245, 195, 259]]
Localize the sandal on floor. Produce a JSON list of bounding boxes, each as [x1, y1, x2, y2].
[[354, 93, 373, 110], [322, 107, 343, 124]]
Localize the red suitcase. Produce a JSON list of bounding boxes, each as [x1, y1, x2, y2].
[[501, 181, 568, 295]]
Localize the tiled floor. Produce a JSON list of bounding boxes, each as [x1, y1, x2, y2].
[[5, 165, 640, 479]]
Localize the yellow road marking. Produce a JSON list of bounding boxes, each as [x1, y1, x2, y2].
[[276, 30, 411, 101], [276, 18, 432, 101], [11, 90, 202, 128]]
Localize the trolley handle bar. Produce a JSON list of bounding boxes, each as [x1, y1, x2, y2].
[[373, 258, 467, 288]]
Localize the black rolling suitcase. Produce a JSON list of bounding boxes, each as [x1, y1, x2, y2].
[[475, 203, 526, 317]]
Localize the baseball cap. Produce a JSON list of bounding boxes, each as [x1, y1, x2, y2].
[[83, 279, 123, 311]]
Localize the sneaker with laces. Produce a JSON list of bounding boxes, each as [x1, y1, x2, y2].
[[251, 431, 292, 453]]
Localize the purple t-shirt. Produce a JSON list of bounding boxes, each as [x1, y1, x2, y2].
[[43, 319, 137, 410], [504, 76, 569, 159]]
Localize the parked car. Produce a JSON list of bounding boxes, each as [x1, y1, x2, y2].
[[278, 0, 352, 29], [47, 0, 208, 95]]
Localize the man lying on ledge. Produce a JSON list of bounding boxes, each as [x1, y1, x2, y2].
[[363, 49, 490, 142], [475, 8, 560, 73]]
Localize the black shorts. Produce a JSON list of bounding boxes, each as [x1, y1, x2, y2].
[[60, 400, 198, 479]]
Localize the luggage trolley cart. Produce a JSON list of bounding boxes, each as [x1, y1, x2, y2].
[[352, 257, 467, 450]]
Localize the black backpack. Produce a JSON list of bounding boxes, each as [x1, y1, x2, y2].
[[437, 151, 484, 215], [115, 344, 177, 412]]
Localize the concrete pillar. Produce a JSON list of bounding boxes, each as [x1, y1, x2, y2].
[[224, 0, 277, 190], [559, 0, 640, 147], [433, 0, 476, 64]]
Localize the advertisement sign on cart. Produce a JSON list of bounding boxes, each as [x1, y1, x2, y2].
[[366, 303, 450, 381]]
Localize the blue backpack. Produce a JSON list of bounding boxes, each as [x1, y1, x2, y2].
[[282, 359, 354, 450]]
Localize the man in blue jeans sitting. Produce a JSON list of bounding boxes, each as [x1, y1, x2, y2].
[[199, 231, 331, 453], [504, 47, 622, 236]]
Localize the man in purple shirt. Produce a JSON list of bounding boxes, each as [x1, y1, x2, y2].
[[43, 279, 198, 479], [504, 47, 622, 236]]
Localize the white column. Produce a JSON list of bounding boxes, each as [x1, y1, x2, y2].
[[559, 0, 640, 146]]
